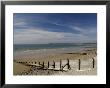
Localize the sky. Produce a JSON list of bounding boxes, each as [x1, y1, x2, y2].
[[13, 13, 97, 44]]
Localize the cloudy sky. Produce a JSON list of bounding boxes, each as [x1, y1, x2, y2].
[[14, 13, 97, 44]]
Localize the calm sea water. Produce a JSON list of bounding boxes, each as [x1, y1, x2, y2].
[[14, 43, 97, 52]]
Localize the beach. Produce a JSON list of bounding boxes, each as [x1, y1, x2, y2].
[[13, 47, 97, 75]]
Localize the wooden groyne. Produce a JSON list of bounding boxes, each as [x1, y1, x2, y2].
[[14, 57, 95, 72]]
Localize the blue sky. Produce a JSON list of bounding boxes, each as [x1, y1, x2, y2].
[[14, 13, 97, 44]]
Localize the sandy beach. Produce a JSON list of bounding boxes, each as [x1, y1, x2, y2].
[[13, 48, 97, 75]]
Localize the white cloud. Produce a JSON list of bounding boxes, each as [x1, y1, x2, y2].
[[14, 28, 96, 44], [14, 16, 28, 28], [71, 26, 97, 36], [14, 21, 27, 26]]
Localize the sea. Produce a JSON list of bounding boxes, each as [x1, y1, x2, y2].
[[14, 43, 97, 55]]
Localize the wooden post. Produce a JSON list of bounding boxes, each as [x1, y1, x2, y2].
[[39, 62, 40, 65], [48, 61, 49, 68], [60, 59, 62, 70], [67, 59, 71, 70], [61, 59, 71, 71], [78, 59, 81, 70], [53, 60, 55, 68], [92, 58, 95, 68], [67, 59, 69, 68], [43, 61, 44, 68], [39, 61, 44, 68]]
